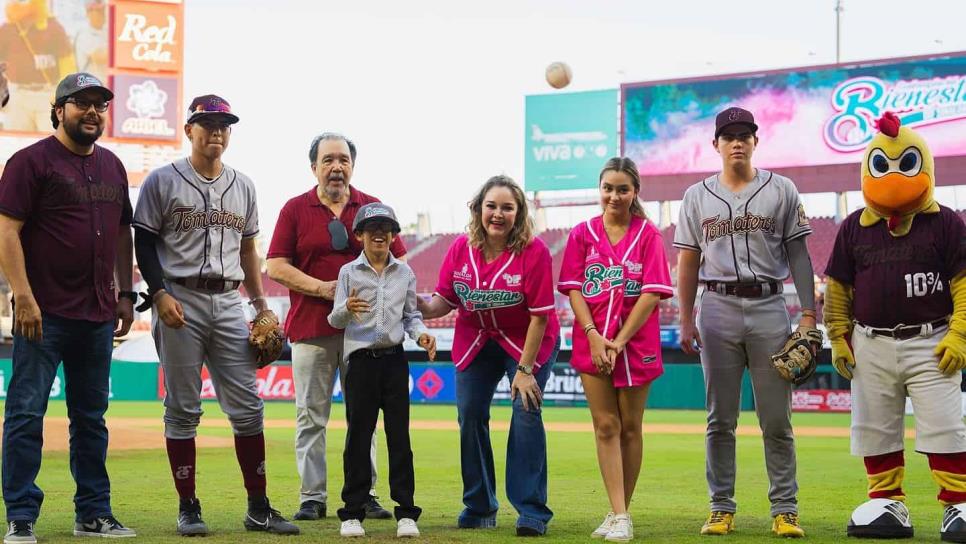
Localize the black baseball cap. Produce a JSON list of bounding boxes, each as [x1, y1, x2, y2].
[[714, 107, 758, 138], [55, 72, 113, 102], [186, 94, 240, 125], [353, 203, 401, 233]]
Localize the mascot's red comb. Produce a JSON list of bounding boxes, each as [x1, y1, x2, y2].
[[875, 111, 901, 137]]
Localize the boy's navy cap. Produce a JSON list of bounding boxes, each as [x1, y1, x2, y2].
[[353, 203, 400, 233], [715, 107, 758, 138]]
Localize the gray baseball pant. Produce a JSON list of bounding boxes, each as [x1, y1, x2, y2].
[[697, 291, 798, 516], [292, 334, 378, 504]]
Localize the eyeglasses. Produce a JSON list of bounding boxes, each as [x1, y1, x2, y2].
[[328, 218, 349, 251], [66, 97, 110, 113]]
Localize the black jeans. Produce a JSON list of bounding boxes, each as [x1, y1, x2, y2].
[[338, 346, 421, 522]]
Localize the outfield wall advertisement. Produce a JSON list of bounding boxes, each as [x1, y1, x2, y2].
[[623, 52, 966, 176], [524, 89, 619, 192]]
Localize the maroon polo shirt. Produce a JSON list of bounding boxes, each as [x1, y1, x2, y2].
[[0, 136, 132, 322], [267, 186, 407, 342], [824, 205, 966, 328]]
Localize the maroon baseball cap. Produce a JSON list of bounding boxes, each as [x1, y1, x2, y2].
[[714, 107, 758, 138], [186, 94, 239, 125]]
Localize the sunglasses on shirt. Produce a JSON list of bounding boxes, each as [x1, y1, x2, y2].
[[329, 218, 349, 251]]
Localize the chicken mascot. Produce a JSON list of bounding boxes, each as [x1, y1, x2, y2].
[[824, 111, 966, 541]]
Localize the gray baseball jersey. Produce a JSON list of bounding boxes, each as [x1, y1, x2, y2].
[[673, 169, 811, 282], [132, 157, 259, 281]]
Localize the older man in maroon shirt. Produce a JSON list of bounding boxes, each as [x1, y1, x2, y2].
[[0, 73, 136, 543], [267, 133, 405, 521]]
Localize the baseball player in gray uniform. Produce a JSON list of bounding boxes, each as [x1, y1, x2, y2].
[[673, 107, 816, 538], [132, 95, 298, 536]]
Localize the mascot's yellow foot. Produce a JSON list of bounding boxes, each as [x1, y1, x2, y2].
[[700, 511, 735, 535], [772, 512, 805, 538]]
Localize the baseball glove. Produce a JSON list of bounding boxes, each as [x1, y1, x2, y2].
[[771, 327, 824, 385], [249, 310, 284, 368]]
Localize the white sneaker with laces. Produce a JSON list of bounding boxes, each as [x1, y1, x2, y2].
[[605, 513, 632, 542], [340, 519, 365, 538], [592, 512, 616, 538], [396, 518, 420, 538]]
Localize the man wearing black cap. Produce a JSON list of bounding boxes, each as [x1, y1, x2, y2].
[[132, 95, 298, 536], [0, 72, 136, 543], [674, 107, 816, 538]]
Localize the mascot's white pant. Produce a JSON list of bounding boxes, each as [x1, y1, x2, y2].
[[850, 323, 966, 456]]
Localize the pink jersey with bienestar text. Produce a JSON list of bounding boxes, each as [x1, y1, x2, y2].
[[558, 216, 673, 388], [435, 235, 559, 371]]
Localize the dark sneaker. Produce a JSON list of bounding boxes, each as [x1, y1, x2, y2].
[[4, 521, 36, 544], [364, 496, 392, 520], [292, 501, 326, 521], [73, 516, 136, 538], [244, 497, 300, 535], [177, 498, 209, 537]]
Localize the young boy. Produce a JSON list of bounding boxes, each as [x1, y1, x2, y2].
[[328, 202, 436, 538]]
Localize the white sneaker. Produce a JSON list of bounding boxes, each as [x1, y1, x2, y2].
[[592, 512, 616, 538], [396, 518, 420, 538], [340, 519, 365, 538], [605, 513, 632, 542]]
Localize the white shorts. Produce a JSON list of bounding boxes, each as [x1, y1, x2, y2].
[[850, 323, 966, 456]]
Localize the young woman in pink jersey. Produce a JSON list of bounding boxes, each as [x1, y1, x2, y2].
[[420, 175, 560, 537], [557, 157, 673, 541]]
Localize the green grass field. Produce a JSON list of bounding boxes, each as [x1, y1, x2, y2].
[[0, 401, 948, 542]]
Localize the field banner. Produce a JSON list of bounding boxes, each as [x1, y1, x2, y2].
[[158, 364, 459, 404], [524, 89, 619, 192], [623, 53, 966, 175], [0, 360, 158, 401], [792, 389, 852, 412]]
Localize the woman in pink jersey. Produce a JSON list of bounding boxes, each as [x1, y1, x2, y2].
[[557, 157, 673, 541], [420, 175, 560, 537]]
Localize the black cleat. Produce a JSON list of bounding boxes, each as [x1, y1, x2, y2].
[[244, 497, 300, 535], [178, 498, 209, 537], [364, 496, 392, 520], [292, 500, 326, 521]]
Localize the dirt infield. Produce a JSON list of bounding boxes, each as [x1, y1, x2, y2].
[[4, 416, 884, 452]]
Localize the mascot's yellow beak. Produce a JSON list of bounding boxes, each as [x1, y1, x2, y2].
[[862, 171, 931, 215]]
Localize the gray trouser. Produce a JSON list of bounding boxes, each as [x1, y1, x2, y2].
[[293, 335, 377, 504], [697, 291, 798, 516]]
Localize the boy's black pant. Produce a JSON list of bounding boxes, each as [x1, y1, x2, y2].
[[338, 345, 422, 522]]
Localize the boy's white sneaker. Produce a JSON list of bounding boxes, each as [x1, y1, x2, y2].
[[340, 519, 365, 538], [605, 513, 632, 542], [592, 512, 616, 538], [397, 518, 420, 538]]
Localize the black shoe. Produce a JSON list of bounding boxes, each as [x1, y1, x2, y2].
[[4, 521, 36, 544], [244, 497, 300, 535], [292, 500, 326, 521], [365, 496, 392, 520], [178, 498, 209, 537], [516, 526, 543, 537], [73, 516, 136, 538]]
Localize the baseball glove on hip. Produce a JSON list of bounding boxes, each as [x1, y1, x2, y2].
[[771, 327, 824, 385], [249, 310, 284, 368]]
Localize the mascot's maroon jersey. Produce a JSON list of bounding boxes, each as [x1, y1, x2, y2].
[[824, 205, 966, 329]]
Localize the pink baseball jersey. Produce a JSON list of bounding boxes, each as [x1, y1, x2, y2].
[[434, 234, 560, 371], [557, 216, 673, 388]]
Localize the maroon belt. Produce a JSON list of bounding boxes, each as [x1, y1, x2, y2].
[[860, 318, 949, 341], [705, 281, 782, 298], [172, 277, 241, 292]]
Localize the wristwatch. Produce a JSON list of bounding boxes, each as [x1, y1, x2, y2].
[[517, 364, 533, 375], [118, 291, 138, 304]]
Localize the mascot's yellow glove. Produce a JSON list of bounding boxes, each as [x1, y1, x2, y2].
[[936, 272, 966, 375], [824, 277, 856, 380]]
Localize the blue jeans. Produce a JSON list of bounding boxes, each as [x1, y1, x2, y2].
[[2, 314, 114, 522], [456, 338, 558, 533]]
